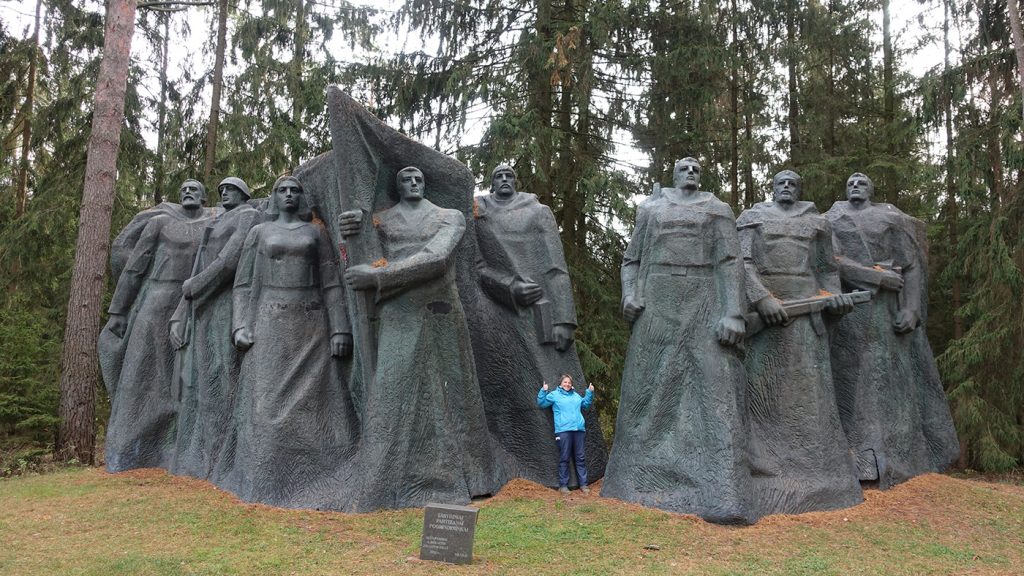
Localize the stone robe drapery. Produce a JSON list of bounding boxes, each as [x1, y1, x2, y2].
[[171, 204, 258, 481], [226, 220, 357, 508], [472, 192, 606, 487], [101, 205, 213, 472], [602, 190, 754, 524], [825, 201, 959, 488], [347, 200, 498, 511], [738, 201, 862, 515]]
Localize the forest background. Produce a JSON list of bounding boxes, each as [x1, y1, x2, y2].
[[0, 0, 1021, 475]]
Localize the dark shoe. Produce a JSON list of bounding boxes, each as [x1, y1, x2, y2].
[[558, 486, 570, 495], [581, 485, 590, 494]]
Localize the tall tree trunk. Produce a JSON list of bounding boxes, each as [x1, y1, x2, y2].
[[555, 1, 578, 245], [289, 0, 307, 169], [1007, 0, 1024, 121], [987, 73, 1004, 214], [827, 0, 837, 158], [943, 0, 962, 342], [943, 0, 967, 470], [786, 0, 799, 165], [15, 0, 42, 219], [57, 0, 137, 465], [154, 13, 169, 205], [729, 0, 740, 210], [203, 0, 229, 183], [882, 0, 897, 205], [528, 0, 554, 206], [743, 95, 755, 207]]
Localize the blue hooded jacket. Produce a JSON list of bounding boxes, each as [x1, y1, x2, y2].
[[537, 386, 593, 434]]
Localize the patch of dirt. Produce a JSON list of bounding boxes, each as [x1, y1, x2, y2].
[[752, 473, 1024, 530]]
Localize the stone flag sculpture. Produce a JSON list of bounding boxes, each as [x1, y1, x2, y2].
[[295, 87, 500, 511]]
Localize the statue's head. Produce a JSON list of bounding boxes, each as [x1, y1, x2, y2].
[[395, 166, 425, 202], [772, 170, 802, 206], [559, 374, 574, 391], [179, 179, 207, 209], [846, 172, 873, 205], [491, 164, 517, 199], [672, 157, 701, 191], [267, 175, 311, 217], [218, 176, 251, 210]]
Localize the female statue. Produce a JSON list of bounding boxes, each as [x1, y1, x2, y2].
[[227, 175, 356, 507]]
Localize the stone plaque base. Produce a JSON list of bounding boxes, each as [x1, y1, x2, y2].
[[419, 503, 479, 564]]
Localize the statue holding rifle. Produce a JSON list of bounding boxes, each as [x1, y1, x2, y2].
[[826, 173, 959, 488], [737, 169, 863, 516]]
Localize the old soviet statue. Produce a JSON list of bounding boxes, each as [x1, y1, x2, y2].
[[170, 177, 259, 482], [339, 166, 498, 511], [472, 163, 606, 487], [101, 179, 214, 472], [601, 157, 754, 524], [227, 175, 357, 508], [825, 173, 959, 488], [737, 170, 862, 516]]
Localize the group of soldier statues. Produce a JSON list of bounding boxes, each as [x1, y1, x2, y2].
[[602, 159, 959, 524], [99, 92, 958, 523]]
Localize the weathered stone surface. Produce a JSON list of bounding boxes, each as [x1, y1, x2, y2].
[[472, 164, 606, 488], [317, 89, 500, 511], [100, 181, 215, 472], [171, 178, 258, 482], [224, 176, 358, 508], [601, 158, 754, 524], [737, 170, 862, 516], [825, 173, 959, 489]]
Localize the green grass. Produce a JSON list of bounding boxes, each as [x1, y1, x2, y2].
[[1, 468, 1022, 575]]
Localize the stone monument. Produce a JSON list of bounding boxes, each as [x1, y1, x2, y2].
[[601, 158, 755, 524], [825, 173, 959, 488], [100, 180, 215, 472], [737, 169, 862, 516], [170, 177, 258, 482], [225, 175, 358, 507], [472, 163, 606, 487], [337, 166, 497, 511]]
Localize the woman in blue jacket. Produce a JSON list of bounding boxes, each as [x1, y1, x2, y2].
[[537, 375, 595, 493]]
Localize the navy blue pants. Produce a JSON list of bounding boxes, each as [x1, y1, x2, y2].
[[555, 430, 588, 488]]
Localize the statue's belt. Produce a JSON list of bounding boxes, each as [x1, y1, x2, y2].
[[646, 264, 713, 277]]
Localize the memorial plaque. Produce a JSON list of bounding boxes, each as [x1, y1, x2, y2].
[[419, 503, 479, 564]]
